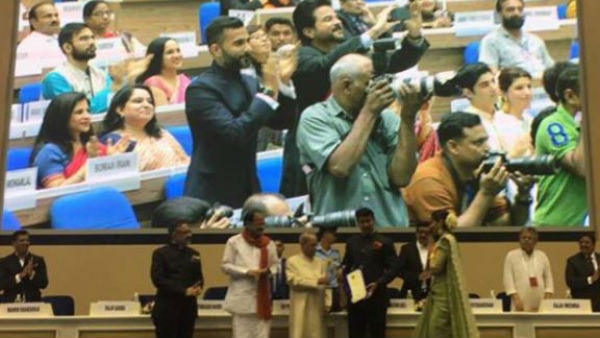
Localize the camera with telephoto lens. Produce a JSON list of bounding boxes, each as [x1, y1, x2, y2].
[[372, 38, 462, 98], [264, 210, 357, 228], [205, 204, 234, 219], [481, 152, 559, 176]]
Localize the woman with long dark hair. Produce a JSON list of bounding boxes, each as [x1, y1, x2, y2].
[[101, 84, 189, 171], [413, 209, 479, 338], [136, 37, 191, 106], [30, 92, 128, 188]]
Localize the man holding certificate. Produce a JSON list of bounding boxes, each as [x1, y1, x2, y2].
[[342, 207, 399, 338]]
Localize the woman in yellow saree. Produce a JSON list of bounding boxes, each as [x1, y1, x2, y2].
[[413, 209, 479, 338]]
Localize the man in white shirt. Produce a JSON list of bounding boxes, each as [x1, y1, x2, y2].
[[17, 1, 65, 68], [222, 198, 278, 338], [479, 0, 554, 77], [503, 227, 554, 312]]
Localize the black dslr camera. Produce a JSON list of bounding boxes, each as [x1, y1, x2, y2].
[[481, 152, 559, 176], [372, 38, 462, 98]]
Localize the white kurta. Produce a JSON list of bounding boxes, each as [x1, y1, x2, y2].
[[286, 254, 328, 338], [503, 248, 554, 311], [16, 31, 65, 68], [221, 234, 278, 338]]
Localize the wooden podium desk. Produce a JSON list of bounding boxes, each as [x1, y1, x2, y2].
[[0, 312, 599, 338]]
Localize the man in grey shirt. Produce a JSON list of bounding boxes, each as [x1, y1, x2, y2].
[[296, 54, 423, 227], [479, 0, 554, 77]]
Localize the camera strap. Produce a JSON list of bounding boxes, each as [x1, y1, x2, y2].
[[442, 153, 478, 214]]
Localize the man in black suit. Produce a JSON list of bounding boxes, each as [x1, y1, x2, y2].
[[292, 0, 428, 113], [184, 16, 294, 208], [151, 197, 205, 338], [0, 230, 48, 303], [565, 234, 600, 312], [397, 222, 432, 302], [272, 240, 289, 299], [342, 208, 398, 338]]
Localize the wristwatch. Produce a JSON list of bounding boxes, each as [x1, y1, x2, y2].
[[260, 86, 277, 99]]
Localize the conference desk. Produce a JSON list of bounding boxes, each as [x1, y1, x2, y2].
[[1, 312, 599, 338]]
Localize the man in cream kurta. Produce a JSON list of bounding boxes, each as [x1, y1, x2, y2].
[[222, 203, 278, 338], [503, 228, 554, 312], [286, 230, 330, 338]]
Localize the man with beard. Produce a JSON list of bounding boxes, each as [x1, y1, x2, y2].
[[565, 234, 600, 312], [397, 221, 432, 304], [17, 1, 65, 68], [222, 197, 278, 338], [42, 23, 116, 113], [184, 17, 294, 208], [297, 54, 422, 227], [404, 112, 534, 226], [479, 0, 554, 77]]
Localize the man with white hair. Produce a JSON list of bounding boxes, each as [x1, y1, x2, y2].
[[296, 54, 424, 227]]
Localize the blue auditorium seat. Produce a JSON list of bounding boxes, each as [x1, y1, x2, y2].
[[203, 286, 228, 300], [7, 147, 32, 171], [1, 210, 21, 231], [257, 155, 283, 193], [18, 83, 42, 104], [557, 4, 567, 20], [50, 187, 139, 230], [42, 295, 75, 316], [166, 125, 193, 156], [463, 41, 480, 65], [570, 40, 579, 60], [199, 2, 221, 44], [164, 172, 186, 200]]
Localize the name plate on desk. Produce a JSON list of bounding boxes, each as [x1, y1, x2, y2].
[[89, 301, 141, 316], [94, 37, 127, 66], [387, 299, 415, 313], [197, 300, 228, 316], [469, 298, 502, 314], [86, 152, 140, 192], [540, 299, 591, 314], [55, 2, 84, 26], [23, 100, 51, 123], [0, 302, 53, 317], [228, 10, 255, 26], [160, 32, 199, 58], [524, 6, 559, 32], [454, 11, 495, 37], [11, 104, 23, 124], [4, 168, 37, 211], [272, 299, 290, 315]]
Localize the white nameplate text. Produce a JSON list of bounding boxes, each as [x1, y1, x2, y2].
[[469, 298, 503, 314], [454, 11, 495, 37], [539, 299, 591, 314], [4, 168, 37, 211], [387, 299, 416, 314], [89, 301, 141, 316], [523, 6, 560, 32], [197, 300, 228, 316], [86, 152, 140, 192], [94, 37, 127, 67], [0, 302, 53, 317], [24, 100, 51, 123], [55, 2, 84, 26], [228, 10, 255, 26], [160, 32, 199, 58]]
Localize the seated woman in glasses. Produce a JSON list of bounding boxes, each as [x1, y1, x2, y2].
[[83, 0, 146, 56]]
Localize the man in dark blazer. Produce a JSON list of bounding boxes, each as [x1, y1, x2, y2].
[[184, 16, 295, 208], [342, 208, 399, 338], [292, 0, 429, 113], [565, 234, 600, 312], [397, 222, 432, 302], [0, 230, 48, 303]]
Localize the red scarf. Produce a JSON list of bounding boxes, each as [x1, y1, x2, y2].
[[242, 229, 272, 320]]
